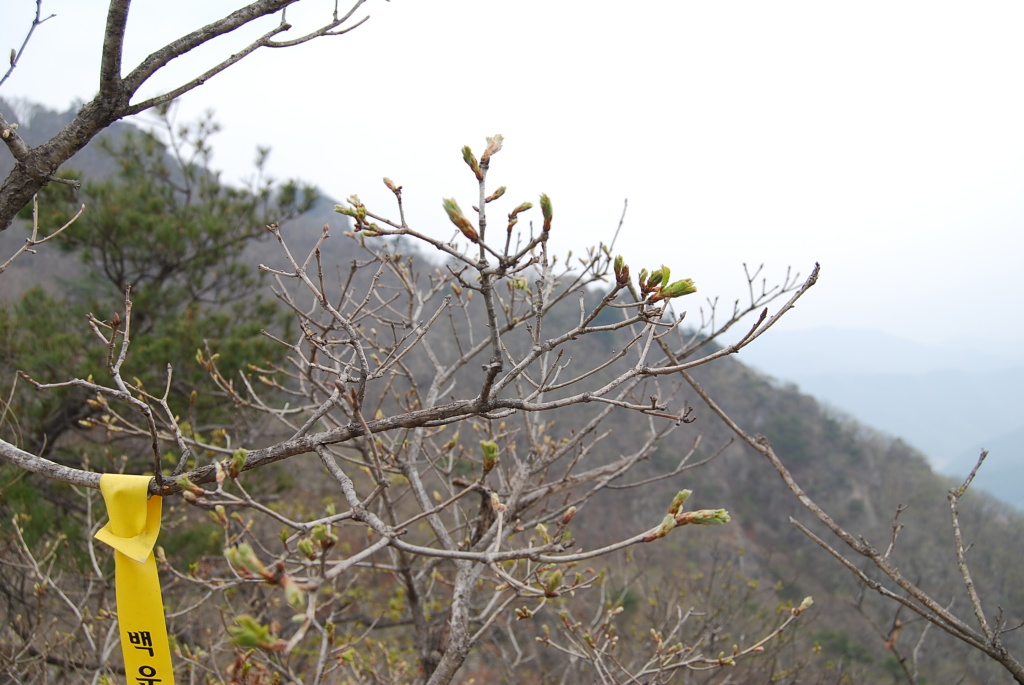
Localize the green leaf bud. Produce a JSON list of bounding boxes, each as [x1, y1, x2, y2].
[[613, 255, 632, 286], [462, 145, 483, 180], [225, 542, 265, 575], [311, 523, 338, 548], [561, 505, 577, 525], [507, 201, 533, 232], [297, 538, 317, 560], [281, 575, 306, 610], [480, 440, 499, 472], [442, 198, 479, 242], [515, 606, 534, 619], [792, 596, 814, 616], [229, 447, 247, 478], [539, 193, 553, 232], [175, 475, 203, 494], [680, 508, 731, 525], [668, 489, 692, 515], [481, 134, 504, 164], [654, 278, 697, 301], [544, 569, 563, 596], [228, 614, 286, 652]]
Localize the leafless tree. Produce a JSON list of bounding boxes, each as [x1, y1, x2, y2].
[[0, 136, 817, 683], [0, 0, 375, 231]]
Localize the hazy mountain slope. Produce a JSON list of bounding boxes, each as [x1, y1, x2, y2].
[[740, 325, 1024, 509], [954, 423, 1024, 505]]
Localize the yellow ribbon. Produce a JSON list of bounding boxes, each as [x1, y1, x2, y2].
[[95, 474, 175, 684]]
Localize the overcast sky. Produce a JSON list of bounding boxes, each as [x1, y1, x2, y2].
[[3, 0, 1024, 350]]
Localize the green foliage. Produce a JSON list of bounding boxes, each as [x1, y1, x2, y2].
[[2, 108, 312, 453]]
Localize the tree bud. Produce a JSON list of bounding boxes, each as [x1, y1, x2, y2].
[[539, 194, 553, 232], [442, 198, 479, 242], [480, 440, 499, 472], [281, 575, 306, 610], [225, 542, 266, 575], [792, 596, 814, 616], [297, 538, 316, 560], [544, 569, 562, 596], [561, 506, 576, 525], [668, 489, 692, 515], [481, 134, 504, 164], [652, 278, 697, 302], [229, 448, 247, 478], [228, 615, 286, 652], [461, 145, 483, 180]]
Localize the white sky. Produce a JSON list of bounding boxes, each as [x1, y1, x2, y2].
[[3, 1, 1024, 348]]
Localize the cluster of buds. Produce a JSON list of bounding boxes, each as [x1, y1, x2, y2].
[[637, 264, 697, 303], [334, 195, 383, 236], [224, 542, 268, 578], [642, 489, 730, 542], [297, 523, 338, 561], [310, 523, 338, 550], [175, 475, 208, 504], [506, 201, 532, 233], [462, 134, 505, 181], [228, 614, 287, 652], [225, 543, 307, 610]]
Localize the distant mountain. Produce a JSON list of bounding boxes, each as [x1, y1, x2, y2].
[[738, 325, 1024, 375], [740, 326, 1024, 509]]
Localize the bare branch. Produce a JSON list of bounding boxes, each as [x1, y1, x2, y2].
[[0, 0, 57, 89]]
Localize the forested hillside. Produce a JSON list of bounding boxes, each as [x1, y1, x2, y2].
[[2, 100, 1022, 684]]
